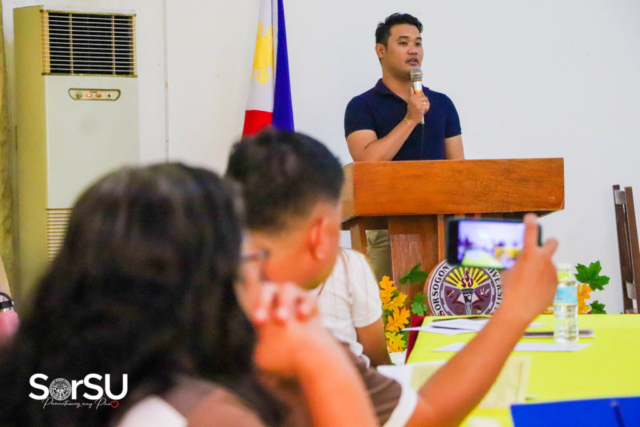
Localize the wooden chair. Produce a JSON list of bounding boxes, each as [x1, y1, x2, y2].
[[612, 185, 640, 313]]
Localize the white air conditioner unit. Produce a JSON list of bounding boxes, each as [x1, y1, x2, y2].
[[14, 6, 139, 297]]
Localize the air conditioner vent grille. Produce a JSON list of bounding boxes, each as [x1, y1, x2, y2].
[[42, 11, 136, 76], [47, 209, 71, 262]]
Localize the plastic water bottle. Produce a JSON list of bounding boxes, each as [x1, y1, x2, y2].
[[554, 263, 578, 343]]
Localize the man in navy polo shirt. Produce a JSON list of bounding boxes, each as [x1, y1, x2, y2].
[[345, 13, 464, 161], [344, 13, 465, 279]]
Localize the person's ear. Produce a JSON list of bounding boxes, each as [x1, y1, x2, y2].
[[375, 43, 386, 60], [308, 217, 333, 261]]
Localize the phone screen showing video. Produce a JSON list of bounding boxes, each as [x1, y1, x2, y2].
[[457, 220, 525, 269]]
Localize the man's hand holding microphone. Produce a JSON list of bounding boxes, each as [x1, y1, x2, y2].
[[404, 67, 429, 127]]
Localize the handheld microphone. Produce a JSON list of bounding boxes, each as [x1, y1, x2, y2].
[[410, 67, 425, 124]]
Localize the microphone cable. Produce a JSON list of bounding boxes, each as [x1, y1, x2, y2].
[[420, 87, 429, 160]]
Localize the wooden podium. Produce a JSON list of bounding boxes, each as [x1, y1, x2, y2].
[[341, 159, 564, 296]]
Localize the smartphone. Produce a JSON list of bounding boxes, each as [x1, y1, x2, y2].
[[446, 218, 541, 270]]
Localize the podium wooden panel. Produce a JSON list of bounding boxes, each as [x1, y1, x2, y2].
[[341, 159, 564, 298]]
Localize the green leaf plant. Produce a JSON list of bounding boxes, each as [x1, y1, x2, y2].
[[400, 263, 429, 316], [574, 261, 610, 314], [399, 262, 430, 285], [589, 300, 607, 314]]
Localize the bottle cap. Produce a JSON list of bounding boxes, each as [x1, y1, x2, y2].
[[556, 263, 573, 281]]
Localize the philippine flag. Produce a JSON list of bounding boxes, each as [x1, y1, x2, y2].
[[242, 0, 294, 136]]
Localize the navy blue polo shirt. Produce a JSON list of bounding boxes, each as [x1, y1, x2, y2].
[[344, 79, 461, 160]]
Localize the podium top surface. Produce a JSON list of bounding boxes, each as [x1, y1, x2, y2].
[[341, 158, 564, 222]]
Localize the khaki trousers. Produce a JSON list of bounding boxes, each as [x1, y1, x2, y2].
[[366, 230, 393, 283]]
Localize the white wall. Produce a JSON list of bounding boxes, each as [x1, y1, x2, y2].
[[164, 0, 257, 169], [3, 0, 639, 313]]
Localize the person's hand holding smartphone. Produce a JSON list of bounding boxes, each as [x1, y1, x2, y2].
[[446, 218, 542, 269]]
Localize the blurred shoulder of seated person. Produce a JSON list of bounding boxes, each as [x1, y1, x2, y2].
[[0, 164, 376, 427], [311, 248, 391, 367], [227, 129, 560, 427], [226, 130, 391, 369]]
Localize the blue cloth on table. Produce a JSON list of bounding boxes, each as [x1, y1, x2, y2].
[[511, 396, 640, 427]]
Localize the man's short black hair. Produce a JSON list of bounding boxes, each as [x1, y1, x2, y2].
[[375, 13, 423, 46], [226, 130, 344, 232]]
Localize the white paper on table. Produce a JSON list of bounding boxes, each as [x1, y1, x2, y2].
[[402, 326, 472, 335], [527, 322, 545, 328], [433, 342, 591, 352], [429, 318, 490, 332], [378, 361, 445, 390], [377, 357, 531, 409], [429, 319, 545, 333]]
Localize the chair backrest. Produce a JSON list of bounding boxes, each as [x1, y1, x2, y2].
[[613, 185, 640, 313]]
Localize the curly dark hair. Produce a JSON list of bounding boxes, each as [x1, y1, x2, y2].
[[226, 130, 344, 233], [375, 13, 423, 46], [0, 163, 283, 426]]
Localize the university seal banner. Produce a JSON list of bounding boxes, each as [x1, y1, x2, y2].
[[427, 261, 502, 316]]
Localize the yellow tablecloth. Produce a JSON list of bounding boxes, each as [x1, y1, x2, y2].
[[407, 314, 640, 426]]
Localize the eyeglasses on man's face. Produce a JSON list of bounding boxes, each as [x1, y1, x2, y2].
[[241, 248, 270, 264], [239, 248, 270, 283]]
